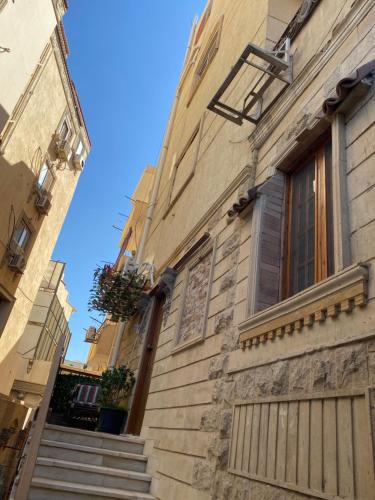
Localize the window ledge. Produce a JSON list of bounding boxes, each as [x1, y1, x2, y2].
[[171, 335, 204, 355], [238, 263, 369, 349]]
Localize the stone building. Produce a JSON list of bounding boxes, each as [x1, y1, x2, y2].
[[116, 0, 375, 499], [0, 0, 90, 399]]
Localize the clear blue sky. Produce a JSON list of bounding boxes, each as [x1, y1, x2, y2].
[[53, 1, 207, 362]]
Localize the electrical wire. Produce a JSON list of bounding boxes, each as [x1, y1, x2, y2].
[[315, 1, 347, 55], [7, 204, 16, 248]]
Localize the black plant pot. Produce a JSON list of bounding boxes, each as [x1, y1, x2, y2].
[[97, 407, 128, 435]]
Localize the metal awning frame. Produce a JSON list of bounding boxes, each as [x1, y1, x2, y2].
[[208, 38, 293, 126]]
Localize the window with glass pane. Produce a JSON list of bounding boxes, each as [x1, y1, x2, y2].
[[286, 140, 334, 297], [59, 119, 70, 141], [13, 220, 31, 250], [37, 162, 54, 190], [75, 140, 83, 155]]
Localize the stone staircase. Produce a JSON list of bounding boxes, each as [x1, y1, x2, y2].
[[28, 423, 154, 500]]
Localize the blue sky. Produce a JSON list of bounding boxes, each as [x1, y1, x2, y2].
[[53, 1, 207, 362]]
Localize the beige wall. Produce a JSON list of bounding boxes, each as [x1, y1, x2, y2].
[[118, 1, 375, 499], [86, 320, 117, 374], [0, 0, 62, 131], [0, 3, 90, 396]]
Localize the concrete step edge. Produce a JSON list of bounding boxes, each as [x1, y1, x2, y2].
[[40, 439, 148, 462], [44, 424, 145, 445], [36, 457, 152, 482], [31, 477, 155, 499]]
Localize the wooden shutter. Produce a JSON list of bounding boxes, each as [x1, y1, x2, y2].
[[249, 172, 286, 314]]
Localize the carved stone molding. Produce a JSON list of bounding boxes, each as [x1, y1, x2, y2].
[[52, 0, 68, 21], [238, 264, 369, 349]]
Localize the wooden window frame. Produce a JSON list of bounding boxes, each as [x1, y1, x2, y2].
[[244, 115, 353, 326], [12, 219, 32, 252], [284, 137, 333, 299]]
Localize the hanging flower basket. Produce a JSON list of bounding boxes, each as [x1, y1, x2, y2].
[[88, 265, 147, 322]]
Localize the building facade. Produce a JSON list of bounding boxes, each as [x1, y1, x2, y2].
[[84, 166, 156, 374], [117, 1, 375, 499], [12, 260, 73, 410], [0, 0, 90, 397], [85, 319, 117, 374]]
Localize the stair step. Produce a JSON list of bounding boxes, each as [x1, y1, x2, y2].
[[39, 439, 147, 472], [43, 424, 144, 454], [35, 457, 151, 493], [29, 477, 155, 500]]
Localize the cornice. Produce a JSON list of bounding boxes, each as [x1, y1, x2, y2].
[[52, 0, 68, 22], [238, 263, 369, 349], [50, 30, 91, 150]]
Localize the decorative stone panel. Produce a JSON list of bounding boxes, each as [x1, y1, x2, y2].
[[173, 242, 215, 352], [229, 389, 375, 499]]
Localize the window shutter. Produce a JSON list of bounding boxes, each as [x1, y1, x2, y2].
[[248, 172, 285, 314]]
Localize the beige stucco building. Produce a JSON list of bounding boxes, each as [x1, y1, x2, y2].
[[12, 260, 74, 409], [115, 1, 375, 499], [85, 319, 117, 374], [0, 0, 90, 397]]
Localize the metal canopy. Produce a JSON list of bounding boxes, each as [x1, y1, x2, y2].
[[207, 38, 292, 126]]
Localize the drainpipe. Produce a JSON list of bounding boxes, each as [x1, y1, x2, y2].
[[108, 17, 197, 369]]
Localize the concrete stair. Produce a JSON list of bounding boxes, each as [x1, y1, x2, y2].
[[28, 424, 154, 500]]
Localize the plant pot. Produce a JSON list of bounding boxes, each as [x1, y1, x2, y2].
[[97, 407, 128, 435]]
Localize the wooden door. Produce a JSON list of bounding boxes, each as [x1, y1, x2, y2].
[[126, 292, 165, 435]]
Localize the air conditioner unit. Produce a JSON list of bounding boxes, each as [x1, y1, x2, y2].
[[72, 153, 84, 170], [8, 252, 26, 273], [123, 257, 139, 275], [85, 326, 98, 343], [56, 139, 71, 161], [35, 191, 52, 215]]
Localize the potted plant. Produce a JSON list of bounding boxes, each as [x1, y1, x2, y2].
[[88, 264, 146, 322], [97, 365, 135, 435]]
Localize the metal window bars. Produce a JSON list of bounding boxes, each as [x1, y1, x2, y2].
[[207, 38, 292, 126]]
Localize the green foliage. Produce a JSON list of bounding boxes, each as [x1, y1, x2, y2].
[[99, 365, 135, 409], [88, 265, 146, 322], [49, 373, 99, 415]]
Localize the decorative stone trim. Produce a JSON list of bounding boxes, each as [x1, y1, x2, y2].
[[238, 264, 369, 349], [52, 0, 68, 22], [12, 379, 45, 396]]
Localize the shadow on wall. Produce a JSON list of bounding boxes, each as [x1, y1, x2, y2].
[[0, 155, 40, 297], [0, 103, 9, 136]]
